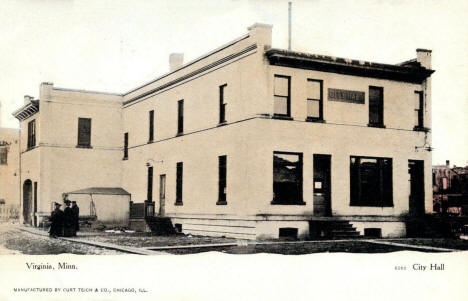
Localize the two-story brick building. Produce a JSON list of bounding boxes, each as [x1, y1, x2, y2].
[[13, 23, 434, 238]]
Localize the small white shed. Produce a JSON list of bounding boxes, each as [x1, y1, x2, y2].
[[64, 187, 131, 226]]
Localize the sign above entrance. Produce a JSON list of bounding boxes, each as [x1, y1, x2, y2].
[[328, 88, 365, 104]]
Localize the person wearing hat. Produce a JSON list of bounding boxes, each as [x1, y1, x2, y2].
[[49, 202, 64, 238], [71, 201, 80, 236], [63, 199, 74, 237]]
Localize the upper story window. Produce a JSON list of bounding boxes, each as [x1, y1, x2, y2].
[[368, 86, 384, 127], [123, 132, 128, 160], [350, 156, 393, 207], [77, 118, 91, 148], [219, 84, 227, 124], [414, 91, 424, 130], [177, 100, 184, 135], [27, 119, 36, 149], [149, 110, 154, 142], [272, 151, 304, 205], [273, 75, 291, 117], [0, 147, 7, 165], [306, 79, 323, 121]]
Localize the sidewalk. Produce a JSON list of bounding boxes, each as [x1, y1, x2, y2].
[[20, 226, 167, 255]]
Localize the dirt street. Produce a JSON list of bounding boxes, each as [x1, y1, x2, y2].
[[0, 222, 123, 255]]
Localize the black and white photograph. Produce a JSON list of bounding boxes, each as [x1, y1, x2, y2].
[[0, 0, 467, 300]]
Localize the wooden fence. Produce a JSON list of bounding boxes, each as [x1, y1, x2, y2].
[[0, 204, 19, 220]]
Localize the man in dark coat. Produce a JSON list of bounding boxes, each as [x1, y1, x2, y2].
[[49, 202, 64, 238], [71, 201, 80, 236], [63, 199, 74, 237]]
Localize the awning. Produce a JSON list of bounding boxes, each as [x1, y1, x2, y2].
[[65, 187, 130, 196]]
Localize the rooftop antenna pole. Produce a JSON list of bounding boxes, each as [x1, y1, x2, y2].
[[288, 1, 292, 51]]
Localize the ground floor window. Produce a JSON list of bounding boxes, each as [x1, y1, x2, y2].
[[175, 162, 183, 205], [272, 152, 303, 204], [350, 156, 393, 207]]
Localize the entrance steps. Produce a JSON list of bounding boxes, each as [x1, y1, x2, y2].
[[309, 220, 362, 239], [129, 216, 176, 235], [145, 216, 176, 235]]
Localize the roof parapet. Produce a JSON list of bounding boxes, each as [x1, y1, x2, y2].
[[247, 23, 273, 50]]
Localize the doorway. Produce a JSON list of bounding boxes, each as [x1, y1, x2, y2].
[[22, 180, 32, 225], [33, 182, 38, 227], [159, 174, 166, 216], [313, 154, 331, 216], [409, 160, 425, 216]]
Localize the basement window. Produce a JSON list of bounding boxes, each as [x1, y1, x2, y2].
[[364, 228, 382, 238], [350, 156, 393, 207], [279, 228, 298, 240]]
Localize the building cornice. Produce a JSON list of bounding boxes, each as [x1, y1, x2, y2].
[[123, 43, 258, 107], [12, 100, 39, 121], [266, 49, 435, 84], [123, 33, 251, 96]]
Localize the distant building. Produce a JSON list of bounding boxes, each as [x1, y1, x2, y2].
[[12, 23, 435, 238], [433, 160, 468, 215], [0, 127, 20, 219]]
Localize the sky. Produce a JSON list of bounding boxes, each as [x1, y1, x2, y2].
[[0, 0, 467, 166]]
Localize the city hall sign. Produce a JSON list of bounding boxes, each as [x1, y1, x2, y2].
[[328, 88, 365, 104]]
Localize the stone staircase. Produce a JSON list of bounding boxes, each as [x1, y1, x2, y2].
[[145, 216, 177, 235], [309, 220, 362, 240]]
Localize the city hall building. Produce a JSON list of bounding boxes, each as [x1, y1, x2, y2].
[[13, 23, 434, 239]]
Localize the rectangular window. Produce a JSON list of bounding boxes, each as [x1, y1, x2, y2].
[[0, 148, 7, 165], [306, 79, 323, 121], [77, 118, 91, 147], [147, 166, 153, 202], [176, 162, 183, 204], [368, 86, 384, 127], [218, 155, 227, 204], [177, 100, 184, 135], [350, 156, 393, 207], [414, 91, 424, 129], [27, 119, 36, 149], [272, 152, 304, 204], [149, 110, 154, 141], [219, 84, 227, 124], [123, 132, 128, 160], [273, 75, 291, 117]]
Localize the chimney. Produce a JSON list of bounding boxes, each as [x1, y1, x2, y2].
[[169, 53, 184, 72], [24, 95, 33, 105], [247, 23, 273, 50], [446, 160, 450, 167], [416, 48, 432, 69]]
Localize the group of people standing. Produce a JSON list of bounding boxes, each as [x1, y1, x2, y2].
[[49, 199, 80, 238]]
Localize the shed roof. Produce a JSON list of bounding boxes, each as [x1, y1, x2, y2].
[[66, 187, 130, 195]]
